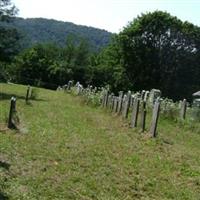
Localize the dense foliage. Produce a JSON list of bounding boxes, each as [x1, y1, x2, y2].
[[0, 0, 20, 81], [113, 11, 200, 100], [10, 38, 91, 89]]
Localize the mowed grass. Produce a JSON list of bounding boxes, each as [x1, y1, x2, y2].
[[0, 83, 200, 200]]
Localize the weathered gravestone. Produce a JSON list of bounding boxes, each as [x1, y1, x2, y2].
[[103, 90, 109, 108], [76, 82, 83, 95], [180, 99, 187, 120], [56, 86, 62, 91], [25, 86, 30, 103], [141, 90, 146, 101], [121, 94, 127, 116], [8, 97, 17, 129], [191, 91, 200, 121], [144, 91, 150, 102], [140, 101, 147, 132], [130, 98, 140, 128], [67, 81, 73, 90], [117, 91, 123, 114], [122, 91, 131, 119], [149, 89, 161, 105], [150, 99, 161, 137], [113, 97, 119, 113]]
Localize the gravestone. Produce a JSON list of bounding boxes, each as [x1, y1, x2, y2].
[[140, 101, 147, 132], [191, 91, 200, 121], [144, 91, 150, 102], [141, 90, 146, 100], [149, 89, 161, 105], [121, 94, 127, 116], [110, 93, 115, 110], [25, 86, 30, 103], [113, 97, 119, 113], [180, 99, 187, 120], [103, 90, 109, 108], [150, 99, 161, 137], [123, 91, 131, 119], [76, 83, 83, 95], [8, 97, 16, 129], [117, 91, 123, 114], [67, 81, 73, 90], [56, 86, 62, 91], [130, 98, 140, 128]]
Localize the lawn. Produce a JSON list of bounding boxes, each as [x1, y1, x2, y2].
[[0, 83, 200, 200]]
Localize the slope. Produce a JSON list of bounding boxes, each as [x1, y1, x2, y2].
[[0, 83, 200, 199]]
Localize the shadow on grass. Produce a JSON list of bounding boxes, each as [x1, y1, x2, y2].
[[0, 192, 9, 200], [0, 161, 10, 170], [0, 92, 46, 102]]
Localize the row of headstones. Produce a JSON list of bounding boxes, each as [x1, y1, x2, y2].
[[61, 81, 188, 124], [101, 90, 161, 137]]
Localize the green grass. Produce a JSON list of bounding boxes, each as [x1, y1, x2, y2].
[[0, 83, 200, 200]]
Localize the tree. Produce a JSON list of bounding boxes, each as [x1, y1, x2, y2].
[[0, 0, 19, 81], [116, 11, 200, 100], [0, 0, 17, 21]]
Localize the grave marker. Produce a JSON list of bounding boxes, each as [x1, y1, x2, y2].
[[8, 97, 16, 129], [130, 98, 140, 128], [150, 99, 161, 137]]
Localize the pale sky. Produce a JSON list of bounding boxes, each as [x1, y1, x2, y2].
[[13, 0, 200, 33]]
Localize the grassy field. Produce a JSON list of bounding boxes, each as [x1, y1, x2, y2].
[[0, 83, 200, 200]]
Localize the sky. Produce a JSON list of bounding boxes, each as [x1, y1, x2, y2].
[[13, 0, 200, 33]]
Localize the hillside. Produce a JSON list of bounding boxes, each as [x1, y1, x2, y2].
[[0, 83, 200, 199], [5, 17, 113, 51]]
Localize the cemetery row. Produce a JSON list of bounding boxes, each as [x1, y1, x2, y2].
[[58, 81, 200, 137], [6, 83, 199, 137]]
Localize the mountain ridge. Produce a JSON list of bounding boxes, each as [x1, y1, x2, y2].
[[8, 17, 113, 51]]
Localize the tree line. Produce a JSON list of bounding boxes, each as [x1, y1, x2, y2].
[[1, 0, 200, 101]]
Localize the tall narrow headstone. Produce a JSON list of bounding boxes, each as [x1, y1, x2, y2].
[[101, 89, 106, 107], [180, 99, 187, 120], [150, 99, 160, 137], [8, 97, 16, 129], [25, 86, 30, 103], [130, 98, 140, 128], [140, 101, 147, 132], [121, 95, 127, 116], [117, 91, 123, 114], [103, 90, 109, 108], [144, 91, 150, 102], [123, 91, 131, 119], [113, 97, 118, 113], [141, 90, 146, 100]]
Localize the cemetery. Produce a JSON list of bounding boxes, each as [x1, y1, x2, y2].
[[0, 82, 200, 199]]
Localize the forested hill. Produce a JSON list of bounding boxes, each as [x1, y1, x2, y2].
[[8, 17, 113, 51]]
